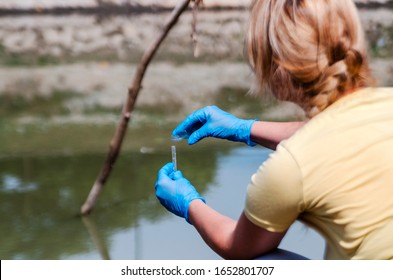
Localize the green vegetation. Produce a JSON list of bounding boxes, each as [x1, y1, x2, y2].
[[0, 44, 62, 67], [368, 25, 393, 58], [0, 84, 291, 157], [0, 40, 244, 67], [83, 104, 122, 115], [215, 86, 277, 118], [134, 98, 184, 116], [0, 90, 79, 119]]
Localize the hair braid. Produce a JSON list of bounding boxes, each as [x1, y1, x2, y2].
[[246, 0, 374, 118]]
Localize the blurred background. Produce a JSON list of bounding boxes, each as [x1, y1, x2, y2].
[[0, 0, 392, 260]]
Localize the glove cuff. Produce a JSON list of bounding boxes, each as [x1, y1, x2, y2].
[[243, 119, 258, 147]]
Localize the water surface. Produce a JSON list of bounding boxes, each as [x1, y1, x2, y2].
[[0, 140, 325, 260]]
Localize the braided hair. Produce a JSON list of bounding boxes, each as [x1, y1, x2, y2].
[[246, 0, 374, 117]]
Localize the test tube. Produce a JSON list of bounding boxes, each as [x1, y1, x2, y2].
[[171, 145, 177, 171]]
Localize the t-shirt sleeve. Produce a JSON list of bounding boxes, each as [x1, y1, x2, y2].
[[244, 144, 304, 232]]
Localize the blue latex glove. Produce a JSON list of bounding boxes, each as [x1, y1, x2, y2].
[[155, 163, 205, 223], [172, 106, 256, 146]]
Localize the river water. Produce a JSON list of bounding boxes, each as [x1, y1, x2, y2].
[[0, 141, 325, 260]]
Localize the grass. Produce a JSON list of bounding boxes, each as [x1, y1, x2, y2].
[[0, 90, 79, 119], [0, 41, 245, 67], [83, 104, 122, 115], [0, 44, 63, 67], [367, 25, 393, 58], [214, 86, 277, 117]]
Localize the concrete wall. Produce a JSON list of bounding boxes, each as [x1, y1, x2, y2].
[[0, 8, 392, 60], [0, 1, 392, 10]]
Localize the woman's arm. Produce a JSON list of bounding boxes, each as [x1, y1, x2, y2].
[[155, 164, 287, 260], [251, 121, 306, 150], [188, 200, 286, 260], [172, 106, 306, 150]]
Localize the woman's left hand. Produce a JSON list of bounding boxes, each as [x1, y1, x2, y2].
[[155, 163, 205, 223]]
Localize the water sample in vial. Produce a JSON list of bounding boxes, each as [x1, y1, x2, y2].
[[171, 145, 177, 171], [171, 130, 189, 142]]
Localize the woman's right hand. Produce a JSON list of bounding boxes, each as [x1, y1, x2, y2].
[[172, 106, 256, 146]]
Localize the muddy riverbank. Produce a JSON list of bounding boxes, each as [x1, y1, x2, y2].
[[1, 6, 392, 60], [0, 0, 392, 14], [0, 5, 392, 125]]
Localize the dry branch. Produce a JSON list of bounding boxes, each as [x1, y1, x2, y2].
[[81, 0, 191, 215], [191, 0, 203, 57]]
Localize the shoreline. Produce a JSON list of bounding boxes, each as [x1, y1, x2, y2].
[[0, 5, 247, 17]]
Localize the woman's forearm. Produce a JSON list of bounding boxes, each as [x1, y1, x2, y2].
[[188, 200, 285, 260], [251, 121, 306, 150], [188, 200, 238, 259]]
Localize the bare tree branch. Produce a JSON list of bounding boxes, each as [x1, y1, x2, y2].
[[191, 0, 203, 57], [81, 0, 191, 216]]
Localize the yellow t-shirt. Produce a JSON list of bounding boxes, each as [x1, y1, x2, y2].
[[245, 87, 393, 259]]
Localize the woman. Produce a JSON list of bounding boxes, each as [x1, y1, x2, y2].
[[155, 0, 393, 259]]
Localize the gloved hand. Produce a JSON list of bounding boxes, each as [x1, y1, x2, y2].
[[155, 163, 205, 223], [172, 106, 257, 146]]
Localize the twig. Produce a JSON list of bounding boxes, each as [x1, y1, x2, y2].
[[81, 0, 191, 215], [191, 0, 203, 57]]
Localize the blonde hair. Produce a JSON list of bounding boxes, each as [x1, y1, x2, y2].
[[246, 0, 374, 117]]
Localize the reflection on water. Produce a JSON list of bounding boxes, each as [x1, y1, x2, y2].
[[1, 174, 38, 193], [0, 142, 219, 259], [0, 144, 325, 260]]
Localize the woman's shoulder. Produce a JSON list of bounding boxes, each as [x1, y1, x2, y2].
[[281, 86, 393, 159], [329, 87, 393, 109]]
